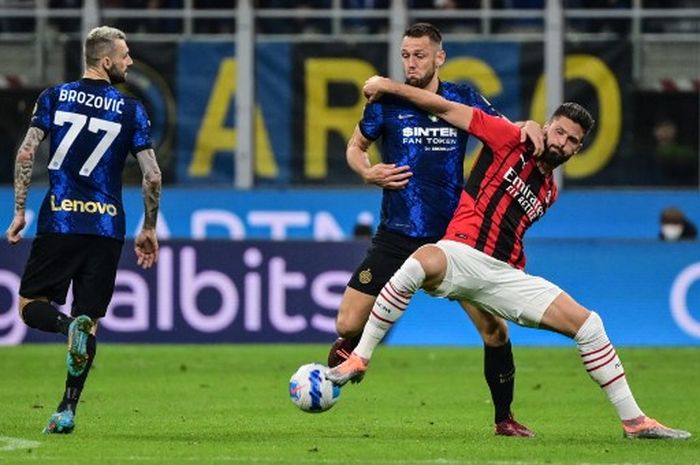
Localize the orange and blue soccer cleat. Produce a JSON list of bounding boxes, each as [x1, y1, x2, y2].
[[623, 416, 691, 439], [325, 353, 368, 386]]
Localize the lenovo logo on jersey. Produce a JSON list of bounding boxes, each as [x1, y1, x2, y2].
[[50, 195, 118, 217]]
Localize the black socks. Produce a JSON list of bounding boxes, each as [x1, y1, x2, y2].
[[58, 334, 97, 414], [484, 340, 516, 423], [22, 301, 72, 335]]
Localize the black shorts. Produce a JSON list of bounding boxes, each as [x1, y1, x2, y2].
[[19, 233, 123, 319], [347, 228, 440, 296]]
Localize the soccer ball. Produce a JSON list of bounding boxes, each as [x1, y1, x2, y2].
[[288, 363, 341, 413]]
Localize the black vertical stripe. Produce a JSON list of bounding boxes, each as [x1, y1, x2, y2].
[[465, 146, 492, 199], [471, 145, 523, 251], [492, 164, 545, 264]]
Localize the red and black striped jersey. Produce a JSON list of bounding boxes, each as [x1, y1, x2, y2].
[[444, 109, 558, 269]]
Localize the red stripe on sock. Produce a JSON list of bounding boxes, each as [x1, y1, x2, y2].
[[580, 343, 611, 357], [600, 372, 626, 388], [378, 291, 407, 312], [582, 346, 615, 365], [386, 282, 410, 305], [586, 351, 618, 372], [370, 310, 395, 325], [379, 293, 406, 312]]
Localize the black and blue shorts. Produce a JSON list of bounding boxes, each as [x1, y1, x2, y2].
[[347, 228, 439, 296]]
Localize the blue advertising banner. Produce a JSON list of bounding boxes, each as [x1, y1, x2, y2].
[[388, 239, 700, 347], [0, 240, 367, 345], [1, 187, 698, 241], [1, 239, 698, 347]]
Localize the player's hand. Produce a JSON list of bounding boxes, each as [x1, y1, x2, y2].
[[519, 120, 544, 157], [363, 163, 412, 190], [5, 214, 26, 245], [363, 75, 389, 103], [134, 228, 159, 270]]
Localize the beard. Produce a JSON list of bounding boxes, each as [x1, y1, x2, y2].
[[107, 66, 127, 84], [405, 68, 436, 89], [539, 146, 571, 169]]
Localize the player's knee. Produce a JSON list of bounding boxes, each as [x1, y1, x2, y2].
[[412, 245, 445, 290], [574, 310, 604, 344]]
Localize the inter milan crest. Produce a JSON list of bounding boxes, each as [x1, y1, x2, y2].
[[358, 268, 372, 284]]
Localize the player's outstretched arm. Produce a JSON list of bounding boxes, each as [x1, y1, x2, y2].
[[363, 76, 474, 132], [134, 148, 162, 269], [346, 124, 412, 190], [5, 127, 45, 245]]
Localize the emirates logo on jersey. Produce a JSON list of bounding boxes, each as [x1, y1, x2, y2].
[[503, 167, 546, 221]]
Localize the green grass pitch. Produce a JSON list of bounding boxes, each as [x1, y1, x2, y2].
[[1, 344, 698, 464]]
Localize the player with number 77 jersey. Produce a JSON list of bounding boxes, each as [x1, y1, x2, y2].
[[31, 69, 152, 239], [4, 26, 161, 435]]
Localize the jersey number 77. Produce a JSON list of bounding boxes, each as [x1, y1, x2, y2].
[[48, 110, 122, 177]]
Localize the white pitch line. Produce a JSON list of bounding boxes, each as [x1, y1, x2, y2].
[[0, 436, 41, 452]]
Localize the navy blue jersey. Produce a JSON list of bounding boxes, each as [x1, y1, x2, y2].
[[30, 78, 152, 240], [359, 81, 499, 238]]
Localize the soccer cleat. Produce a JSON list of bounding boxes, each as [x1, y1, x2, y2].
[[623, 416, 691, 439], [495, 415, 535, 438], [327, 337, 354, 368], [42, 410, 75, 434], [67, 315, 93, 377], [325, 353, 368, 386]]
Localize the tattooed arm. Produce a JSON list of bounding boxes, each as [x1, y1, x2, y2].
[[133, 148, 162, 269], [5, 127, 45, 244]]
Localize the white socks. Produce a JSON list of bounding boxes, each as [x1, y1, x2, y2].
[[575, 311, 643, 421], [353, 257, 425, 360]]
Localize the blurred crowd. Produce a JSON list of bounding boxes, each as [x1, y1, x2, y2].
[[0, 0, 697, 35]]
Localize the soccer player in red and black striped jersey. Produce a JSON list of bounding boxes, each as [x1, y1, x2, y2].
[[327, 76, 692, 440]]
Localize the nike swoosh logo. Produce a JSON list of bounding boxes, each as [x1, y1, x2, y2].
[[289, 385, 304, 395], [398, 114, 414, 120]]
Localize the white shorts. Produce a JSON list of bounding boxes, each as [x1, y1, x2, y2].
[[428, 240, 562, 327]]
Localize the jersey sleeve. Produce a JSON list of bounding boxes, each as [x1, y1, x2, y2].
[[131, 100, 153, 155], [358, 101, 383, 141], [467, 108, 521, 153], [464, 87, 500, 117], [29, 88, 53, 133]]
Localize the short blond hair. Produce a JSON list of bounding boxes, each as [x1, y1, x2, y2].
[[84, 26, 126, 68]]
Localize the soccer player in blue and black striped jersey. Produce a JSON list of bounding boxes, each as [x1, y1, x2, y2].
[[327, 22, 542, 437], [5, 26, 162, 434]]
